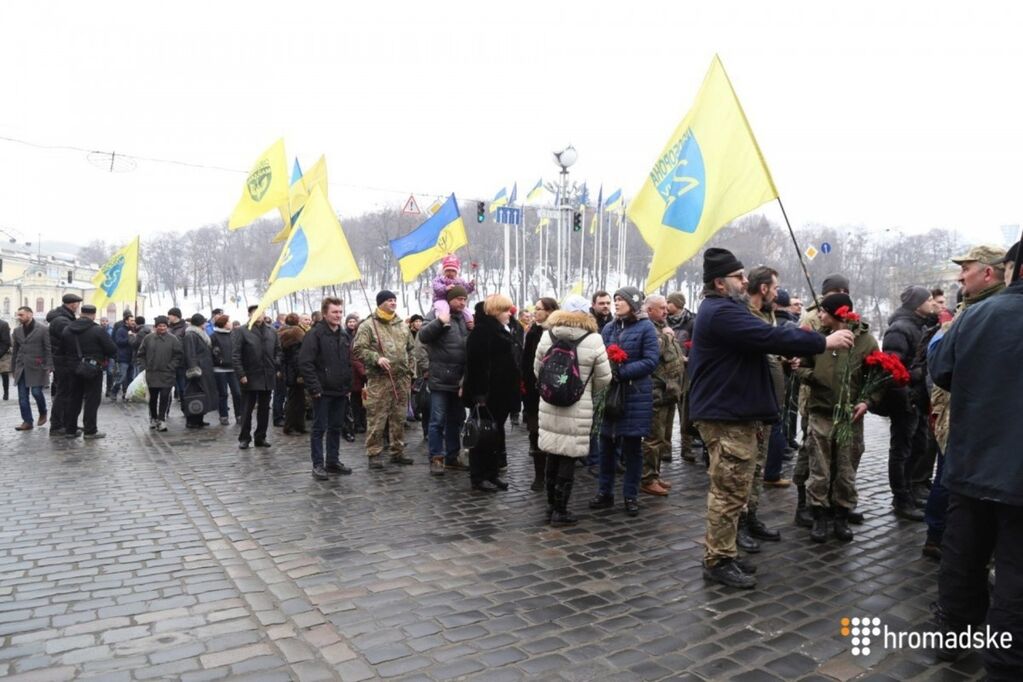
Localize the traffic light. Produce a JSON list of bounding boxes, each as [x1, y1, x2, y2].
[[476, 202, 486, 223], [572, 211, 582, 232]]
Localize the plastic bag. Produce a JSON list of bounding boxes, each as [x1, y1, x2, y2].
[[127, 370, 149, 402]]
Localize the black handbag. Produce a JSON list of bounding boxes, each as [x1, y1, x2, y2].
[[182, 378, 207, 417], [461, 404, 496, 449], [603, 380, 627, 420], [73, 336, 104, 380]]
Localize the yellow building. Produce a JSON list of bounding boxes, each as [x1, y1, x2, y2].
[[0, 247, 139, 322]]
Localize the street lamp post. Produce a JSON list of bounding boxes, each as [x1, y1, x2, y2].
[[552, 146, 577, 298]]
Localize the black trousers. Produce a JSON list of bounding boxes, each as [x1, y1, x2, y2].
[[469, 408, 507, 485], [239, 389, 271, 444], [939, 492, 1023, 678], [148, 387, 172, 421], [284, 385, 306, 432], [888, 406, 928, 500], [50, 365, 74, 432], [66, 373, 103, 435]]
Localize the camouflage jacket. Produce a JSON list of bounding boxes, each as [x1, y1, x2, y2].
[[352, 310, 415, 381], [650, 319, 684, 406], [796, 322, 880, 416]]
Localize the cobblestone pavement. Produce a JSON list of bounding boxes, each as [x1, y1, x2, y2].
[[0, 398, 985, 681]]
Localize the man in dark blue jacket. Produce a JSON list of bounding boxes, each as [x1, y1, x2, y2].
[[928, 241, 1023, 677], [690, 248, 853, 589]]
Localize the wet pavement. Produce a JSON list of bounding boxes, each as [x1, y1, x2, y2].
[[0, 398, 984, 681]]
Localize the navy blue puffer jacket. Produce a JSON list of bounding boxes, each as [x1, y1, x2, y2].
[[600, 315, 660, 437]]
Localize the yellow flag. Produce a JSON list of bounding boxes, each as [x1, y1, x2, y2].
[[271, 155, 329, 243], [628, 56, 779, 293], [229, 139, 290, 230], [249, 186, 361, 325], [90, 236, 140, 310]]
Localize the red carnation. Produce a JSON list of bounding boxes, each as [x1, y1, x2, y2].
[[684, 340, 693, 350], [606, 344, 629, 364], [834, 305, 861, 323]]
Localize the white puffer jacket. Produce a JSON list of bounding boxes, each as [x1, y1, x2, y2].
[[534, 311, 613, 457]]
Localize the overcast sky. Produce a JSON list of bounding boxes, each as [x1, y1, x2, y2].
[[2, 1, 1020, 248]]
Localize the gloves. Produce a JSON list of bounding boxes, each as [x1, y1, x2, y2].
[[185, 367, 202, 379]]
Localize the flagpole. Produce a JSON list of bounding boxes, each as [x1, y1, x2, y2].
[[620, 202, 629, 287], [579, 205, 586, 290], [357, 278, 400, 401], [776, 197, 821, 310]]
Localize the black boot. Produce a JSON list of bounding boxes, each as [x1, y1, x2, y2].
[[703, 558, 756, 589], [550, 479, 578, 527], [930, 601, 969, 662], [531, 450, 547, 492], [893, 494, 925, 521], [544, 455, 557, 516], [810, 506, 828, 543], [746, 509, 780, 541], [737, 513, 761, 553], [833, 507, 854, 542], [794, 484, 813, 528], [847, 508, 864, 524], [545, 477, 557, 518]]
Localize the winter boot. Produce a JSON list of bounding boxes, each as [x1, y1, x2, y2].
[[550, 479, 578, 527], [809, 506, 828, 543], [736, 513, 762, 553], [893, 494, 925, 521], [531, 450, 547, 492], [746, 509, 781, 541], [832, 507, 854, 542], [794, 484, 814, 528]]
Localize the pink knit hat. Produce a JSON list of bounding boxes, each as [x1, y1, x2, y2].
[[441, 254, 460, 273]]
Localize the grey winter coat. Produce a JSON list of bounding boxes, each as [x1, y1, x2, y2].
[[417, 311, 469, 393], [0, 319, 10, 373], [12, 320, 52, 387], [138, 332, 183, 388], [534, 311, 612, 457], [182, 326, 218, 415], [232, 323, 281, 391]]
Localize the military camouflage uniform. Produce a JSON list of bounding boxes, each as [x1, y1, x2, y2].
[[642, 320, 684, 485], [697, 420, 761, 566], [745, 305, 785, 514], [352, 310, 415, 461], [796, 323, 878, 510], [793, 308, 825, 488]]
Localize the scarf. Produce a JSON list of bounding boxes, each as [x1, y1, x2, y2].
[[376, 307, 396, 322]]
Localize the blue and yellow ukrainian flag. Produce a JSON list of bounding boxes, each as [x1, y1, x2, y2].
[[489, 187, 508, 213], [628, 55, 778, 293], [390, 194, 468, 283], [509, 182, 518, 205], [90, 236, 140, 310], [272, 158, 305, 243], [604, 188, 623, 213], [526, 178, 545, 202]]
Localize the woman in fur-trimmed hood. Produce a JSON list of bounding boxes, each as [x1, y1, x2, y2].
[[533, 297, 613, 526]]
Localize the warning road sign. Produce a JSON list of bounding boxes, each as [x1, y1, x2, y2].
[[401, 194, 421, 215]]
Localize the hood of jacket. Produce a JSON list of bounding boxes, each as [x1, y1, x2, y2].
[[278, 325, 305, 348], [547, 310, 598, 341], [67, 318, 96, 335], [46, 306, 75, 324], [185, 324, 211, 345]]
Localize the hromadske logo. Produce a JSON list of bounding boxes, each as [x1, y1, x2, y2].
[[841, 615, 881, 656], [650, 129, 705, 234], [246, 158, 273, 202], [100, 255, 125, 297], [841, 615, 1013, 657]]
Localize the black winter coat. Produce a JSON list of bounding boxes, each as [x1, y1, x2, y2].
[[417, 311, 469, 393], [181, 327, 218, 415], [299, 321, 353, 397], [882, 307, 929, 409], [520, 323, 545, 412], [278, 326, 306, 387], [46, 305, 77, 365], [61, 318, 117, 365], [463, 303, 520, 415], [232, 323, 281, 391], [210, 328, 234, 369]]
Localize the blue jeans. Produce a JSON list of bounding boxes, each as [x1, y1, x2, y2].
[[599, 435, 642, 499], [924, 450, 949, 544], [214, 371, 242, 419], [118, 362, 135, 397], [18, 375, 47, 423], [311, 394, 347, 468], [764, 421, 787, 481], [586, 434, 600, 467], [428, 390, 465, 462]]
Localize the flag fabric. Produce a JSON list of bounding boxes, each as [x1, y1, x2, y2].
[[249, 186, 360, 325], [272, 158, 305, 243], [526, 178, 545, 202], [628, 55, 779, 293], [578, 182, 590, 208], [535, 217, 550, 233], [228, 139, 290, 230], [273, 155, 329, 243], [489, 187, 508, 213], [389, 194, 469, 282], [509, 182, 518, 205], [604, 188, 623, 213], [590, 185, 603, 233], [90, 236, 140, 310]]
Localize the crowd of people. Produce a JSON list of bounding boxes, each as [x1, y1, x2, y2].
[[4, 241, 1020, 677]]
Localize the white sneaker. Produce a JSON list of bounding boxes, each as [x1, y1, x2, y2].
[[149, 418, 157, 429], [157, 421, 167, 432]]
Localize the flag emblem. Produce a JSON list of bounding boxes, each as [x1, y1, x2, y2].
[[655, 131, 706, 234], [100, 255, 125, 297], [246, 159, 273, 201], [277, 229, 309, 278]]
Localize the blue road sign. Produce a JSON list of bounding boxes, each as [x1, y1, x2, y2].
[[820, 241, 832, 255], [496, 206, 522, 225]]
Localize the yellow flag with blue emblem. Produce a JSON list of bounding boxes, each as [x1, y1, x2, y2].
[[90, 236, 140, 310], [229, 139, 290, 230], [249, 186, 361, 326], [389, 194, 468, 283], [628, 56, 778, 293], [272, 155, 329, 243]]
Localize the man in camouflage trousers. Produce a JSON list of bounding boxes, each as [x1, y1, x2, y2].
[[689, 248, 849, 589], [640, 295, 683, 497], [666, 292, 696, 462], [353, 290, 416, 469]]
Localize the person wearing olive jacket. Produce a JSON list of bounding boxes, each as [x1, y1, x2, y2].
[[232, 305, 282, 449], [299, 297, 354, 480], [137, 315, 183, 431]]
